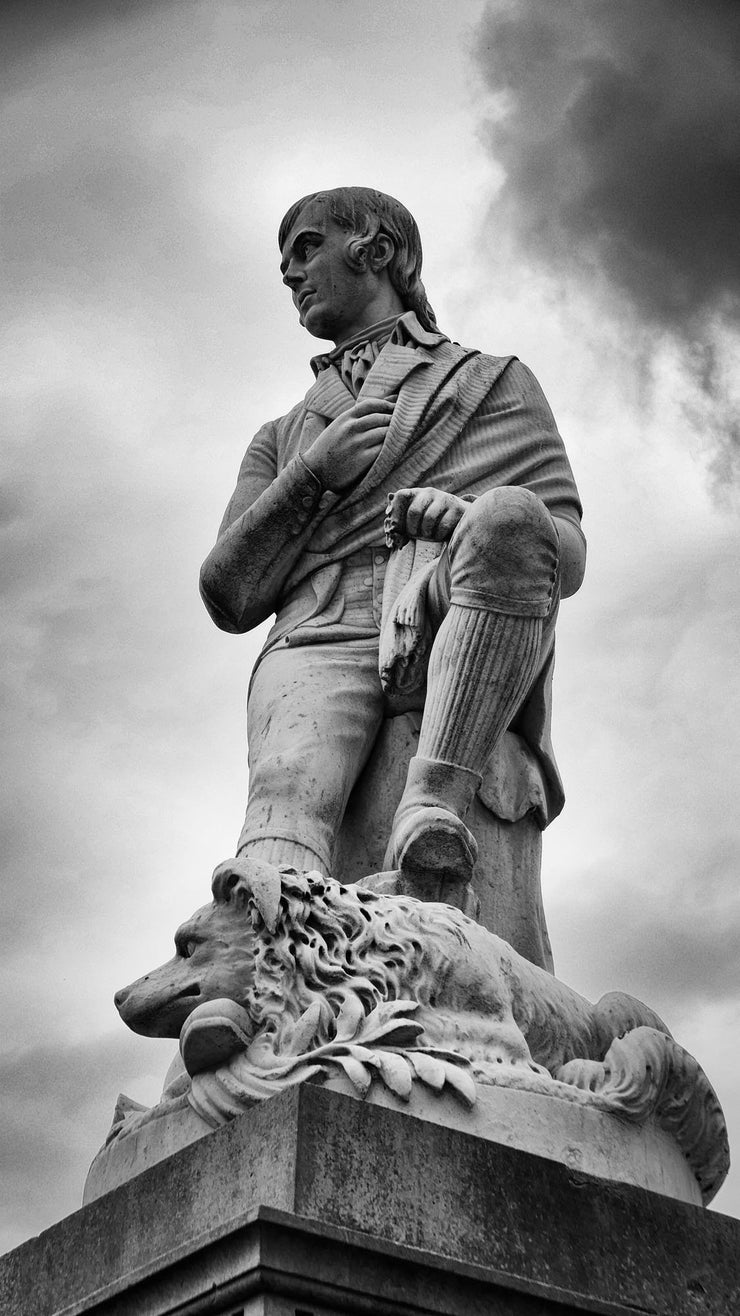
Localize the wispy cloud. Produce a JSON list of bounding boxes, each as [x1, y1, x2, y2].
[[473, 0, 740, 484]]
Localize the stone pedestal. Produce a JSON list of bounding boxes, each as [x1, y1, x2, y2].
[[2, 1085, 738, 1315]]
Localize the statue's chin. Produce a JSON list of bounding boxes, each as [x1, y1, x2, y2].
[[300, 304, 337, 342]]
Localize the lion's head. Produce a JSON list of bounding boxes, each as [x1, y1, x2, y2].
[[115, 856, 463, 1047]]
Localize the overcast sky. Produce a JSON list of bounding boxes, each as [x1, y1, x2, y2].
[[2, 0, 739, 1252]]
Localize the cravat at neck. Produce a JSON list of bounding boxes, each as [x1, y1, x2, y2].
[[310, 315, 401, 394]]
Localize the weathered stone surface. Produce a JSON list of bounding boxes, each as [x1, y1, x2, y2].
[[199, 186, 587, 953], [85, 1067, 704, 1207], [335, 713, 552, 968], [2, 1086, 739, 1316], [108, 861, 729, 1208]]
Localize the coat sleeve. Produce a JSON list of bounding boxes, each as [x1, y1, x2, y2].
[[199, 417, 325, 633]]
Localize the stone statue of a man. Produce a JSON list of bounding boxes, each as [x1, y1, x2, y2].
[[199, 187, 585, 949]]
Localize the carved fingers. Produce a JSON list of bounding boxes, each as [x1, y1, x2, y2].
[[385, 487, 468, 547], [303, 397, 394, 492]]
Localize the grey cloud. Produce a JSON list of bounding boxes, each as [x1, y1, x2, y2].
[[0, 390, 248, 968], [0, 1030, 174, 1253], [0, 16, 277, 1003], [474, 0, 740, 482], [474, 0, 740, 331], [552, 852, 740, 1018], [548, 538, 740, 1015], [2, 142, 253, 360], [0, 0, 178, 78]]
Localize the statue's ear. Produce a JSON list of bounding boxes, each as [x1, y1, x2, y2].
[[211, 856, 281, 933], [368, 230, 395, 272]]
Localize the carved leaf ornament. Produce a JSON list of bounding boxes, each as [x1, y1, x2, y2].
[[174, 996, 729, 1204], [181, 995, 476, 1127]]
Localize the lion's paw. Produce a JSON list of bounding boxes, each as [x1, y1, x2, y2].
[[180, 999, 253, 1076]]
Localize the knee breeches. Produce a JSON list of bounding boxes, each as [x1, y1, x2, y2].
[[238, 639, 385, 872]]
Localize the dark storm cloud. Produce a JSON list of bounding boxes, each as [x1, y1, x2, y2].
[[474, 0, 740, 482], [474, 0, 740, 331]]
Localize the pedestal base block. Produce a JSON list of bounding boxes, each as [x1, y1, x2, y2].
[[2, 1085, 738, 1316]]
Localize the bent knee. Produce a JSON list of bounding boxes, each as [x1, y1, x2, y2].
[[449, 487, 559, 613], [465, 486, 556, 542], [453, 487, 558, 564]]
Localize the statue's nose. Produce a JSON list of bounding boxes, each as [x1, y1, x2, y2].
[[282, 261, 304, 289], [113, 986, 128, 1009]]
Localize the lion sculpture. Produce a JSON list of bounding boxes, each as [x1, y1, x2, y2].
[[117, 857, 663, 1071], [113, 857, 728, 1203]]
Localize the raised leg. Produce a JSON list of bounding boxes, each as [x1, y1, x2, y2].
[[389, 486, 560, 895]]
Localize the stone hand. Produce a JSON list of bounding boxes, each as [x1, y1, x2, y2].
[[302, 397, 395, 493], [385, 487, 468, 548]]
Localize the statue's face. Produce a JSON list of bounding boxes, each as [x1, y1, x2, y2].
[[279, 200, 378, 343]]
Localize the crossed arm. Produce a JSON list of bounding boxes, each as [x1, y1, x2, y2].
[[199, 399, 396, 633], [200, 371, 586, 634]]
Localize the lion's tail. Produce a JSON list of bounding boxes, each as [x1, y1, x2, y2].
[[592, 990, 671, 1058]]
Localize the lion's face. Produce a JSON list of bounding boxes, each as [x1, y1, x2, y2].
[[113, 856, 461, 1051], [114, 898, 256, 1038]]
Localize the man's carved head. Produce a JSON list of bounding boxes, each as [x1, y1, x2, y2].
[[278, 186, 436, 332]]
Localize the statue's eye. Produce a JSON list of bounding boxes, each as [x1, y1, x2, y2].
[[177, 938, 198, 959]]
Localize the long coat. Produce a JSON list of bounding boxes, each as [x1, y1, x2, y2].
[[200, 312, 585, 827]]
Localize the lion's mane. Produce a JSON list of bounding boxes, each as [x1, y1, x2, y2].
[[216, 867, 470, 1052]]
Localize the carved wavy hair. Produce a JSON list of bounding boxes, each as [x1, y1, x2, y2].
[[278, 186, 438, 332], [212, 867, 468, 1052]]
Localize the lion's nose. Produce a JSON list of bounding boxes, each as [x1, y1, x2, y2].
[[113, 986, 129, 1009]]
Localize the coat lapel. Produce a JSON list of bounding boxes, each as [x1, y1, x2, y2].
[[345, 345, 477, 504], [303, 365, 355, 420], [299, 329, 465, 511], [357, 343, 434, 400]]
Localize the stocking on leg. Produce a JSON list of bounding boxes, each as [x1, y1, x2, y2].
[[418, 604, 543, 768], [389, 603, 543, 889]]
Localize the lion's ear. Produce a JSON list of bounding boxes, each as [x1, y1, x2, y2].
[[211, 860, 242, 903], [211, 856, 281, 933]]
